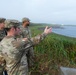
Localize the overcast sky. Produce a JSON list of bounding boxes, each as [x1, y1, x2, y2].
[[0, 0, 76, 25]]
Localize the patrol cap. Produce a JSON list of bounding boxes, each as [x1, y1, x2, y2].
[[22, 17, 30, 23], [0, 18, 6, 23], [4, 19, 20, 28]]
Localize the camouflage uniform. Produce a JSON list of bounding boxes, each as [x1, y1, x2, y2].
[[19, 25, 34, 67], [0, 18, 6, 41], [20, 17, 47, 68], [19, 17, 34, 68], [0, 30, 6, 41], [0, 36, 30, 75], [0, 34, 46, 75], [0, 18, 7, 75]]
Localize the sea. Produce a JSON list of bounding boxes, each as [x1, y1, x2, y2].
[[52, 25, 76, 38]]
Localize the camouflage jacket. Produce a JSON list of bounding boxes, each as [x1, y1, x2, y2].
[[19, 26, 46, 67], [19, 26, 31, 38], [0, 29, 6, 41], [19, 26, 34, 67], [0, 36, 30, 75], [0, 29, 6, 75]]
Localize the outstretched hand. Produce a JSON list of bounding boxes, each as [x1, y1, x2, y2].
[[44, 26, 52, 35]]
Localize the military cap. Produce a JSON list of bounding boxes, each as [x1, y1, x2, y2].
[[4, 19, 20, 28], [22, 17, 30, 22], [0, 18, 6, 23]]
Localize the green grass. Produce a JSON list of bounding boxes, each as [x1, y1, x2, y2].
[[29, 25, 76, 75]]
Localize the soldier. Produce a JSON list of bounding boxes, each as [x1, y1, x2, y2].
[[0, 18, 6, 41], [0, 19, 52, 75], [19, 18, 52, 74], [19, 17, 34, 68], [0, 18, 7, 75]]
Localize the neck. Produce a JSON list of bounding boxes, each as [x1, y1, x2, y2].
[[7, 32, 14, 37], [22, 24, 27, 28]]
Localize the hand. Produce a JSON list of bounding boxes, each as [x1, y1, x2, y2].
[[44, 26, 52, 35], [22, 38, 28, 41]]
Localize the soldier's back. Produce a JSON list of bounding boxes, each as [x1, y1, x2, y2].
[[0, 36, 29, 75]]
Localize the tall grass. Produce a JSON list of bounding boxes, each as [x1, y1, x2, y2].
[[30, 26, 76, 75]]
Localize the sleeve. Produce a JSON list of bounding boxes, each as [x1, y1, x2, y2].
[[31, 33, 47, 45], [0, 44, 6, 68], [0, 44, 2, 54]]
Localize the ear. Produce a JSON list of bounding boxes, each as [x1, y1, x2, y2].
[[11, 27, 15, 31]]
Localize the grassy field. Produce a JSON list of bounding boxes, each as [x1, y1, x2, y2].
[[29, 25, 76, 75]]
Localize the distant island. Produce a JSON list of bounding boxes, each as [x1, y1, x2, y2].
[[30, 22, 64, 29]]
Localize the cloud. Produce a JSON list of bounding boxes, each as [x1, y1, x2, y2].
[[0, 0, 76, 24]]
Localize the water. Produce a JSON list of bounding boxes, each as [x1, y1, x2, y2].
[[52, 26, 76, 38]]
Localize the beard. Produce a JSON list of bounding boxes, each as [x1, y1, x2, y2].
[[26, 24, 30, 26]]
